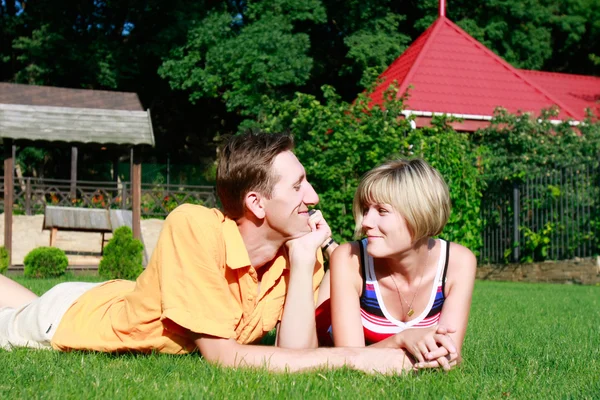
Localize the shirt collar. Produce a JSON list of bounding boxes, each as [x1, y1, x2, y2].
[[222, 217, 252, 270]]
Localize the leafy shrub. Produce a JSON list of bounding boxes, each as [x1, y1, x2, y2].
[[99, 226, 144, 280], [247, 84, 483, 253], [23, 247, 68, 278], [0, 246, 9, 275]]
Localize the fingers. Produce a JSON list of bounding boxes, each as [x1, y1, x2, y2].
[[425, 344, 448, 361], [411, 344, 426, 364], [412, 331, 459, 372], [415, 355, 458, 370], [435, 325, 457, 335], [430, 333, 457, 356], [308, 210, 328, 232], [436, 353, 451, 371]]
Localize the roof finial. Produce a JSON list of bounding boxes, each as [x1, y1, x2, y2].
[[439, 0, 446, 17]]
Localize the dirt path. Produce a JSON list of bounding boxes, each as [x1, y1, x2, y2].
[[0, 214, 164, 267]]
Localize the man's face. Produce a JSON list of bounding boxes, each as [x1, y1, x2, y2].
[[261, 151, 319, 240]]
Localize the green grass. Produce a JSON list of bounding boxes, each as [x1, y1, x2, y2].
[[1, 276, 599, 399]]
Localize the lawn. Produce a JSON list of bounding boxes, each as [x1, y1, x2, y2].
[[1, 275, 598, 399]]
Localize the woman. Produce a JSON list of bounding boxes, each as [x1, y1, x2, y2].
[[329, 159, 476, 370]]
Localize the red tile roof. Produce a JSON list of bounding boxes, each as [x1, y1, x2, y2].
[[0, 83, 143, 111], [518, 70, 600, 121], [369, 16, 595, 126]]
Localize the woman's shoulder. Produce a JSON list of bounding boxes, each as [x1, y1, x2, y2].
[[330, 241, 363, 272], [445, 241, 477, 274], [330, 241, 364, 294], [334, 240, 362, 256]]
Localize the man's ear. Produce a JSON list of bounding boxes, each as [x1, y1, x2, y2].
[[244, 191, 266, 219]]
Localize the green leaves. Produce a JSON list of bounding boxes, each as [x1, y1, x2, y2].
[[251, 84, 482, 252], [475, 108, 600, 182], [160, 8, 317, 116], [343, 13, 411, 88]]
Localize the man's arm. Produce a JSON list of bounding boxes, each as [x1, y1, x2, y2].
[[195, 335, 413, 374], [276, 211, 329, 349]]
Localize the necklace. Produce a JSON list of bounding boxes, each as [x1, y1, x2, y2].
[[387, 239, 431, 318]]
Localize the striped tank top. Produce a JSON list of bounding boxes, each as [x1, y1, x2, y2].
[[359, 238, 450, 345]]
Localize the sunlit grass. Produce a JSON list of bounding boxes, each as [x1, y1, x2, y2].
[[2, 276, 598, 399]]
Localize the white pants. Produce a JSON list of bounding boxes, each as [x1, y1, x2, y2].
[[0, 282, 100, 350]]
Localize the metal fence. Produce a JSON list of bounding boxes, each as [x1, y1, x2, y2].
[[480, 162, 600, 263], [0, 177, 217, 218]]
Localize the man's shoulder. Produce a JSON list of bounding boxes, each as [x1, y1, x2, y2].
[[167, 204, 225, 222], [162, 204, 228, 238]]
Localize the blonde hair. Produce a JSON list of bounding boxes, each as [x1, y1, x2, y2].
[[353, 159, 450, 242]]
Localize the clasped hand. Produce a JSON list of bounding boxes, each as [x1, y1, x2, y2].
[[396, 326, 460, 371]]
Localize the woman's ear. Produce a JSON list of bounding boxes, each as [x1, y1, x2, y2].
[[244, 191, 266, 219]]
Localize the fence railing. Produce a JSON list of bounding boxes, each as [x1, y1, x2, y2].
[[0, 177, 217, 218], [480, 162, 600, 263]]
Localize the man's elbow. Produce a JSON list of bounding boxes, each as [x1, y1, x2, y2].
[[195, 336, 240, 367]]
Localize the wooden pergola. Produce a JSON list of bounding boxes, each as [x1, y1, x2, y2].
[[0, 85, 155, 265]]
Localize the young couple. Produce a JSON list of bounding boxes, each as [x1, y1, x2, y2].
[[0, 131, 476, 374]]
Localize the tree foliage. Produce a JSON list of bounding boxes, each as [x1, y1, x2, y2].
[[248, 85, 483, 252], [159, 5, 325, 116], [475, 108, 600, 181], [1, 0, 597, 216]]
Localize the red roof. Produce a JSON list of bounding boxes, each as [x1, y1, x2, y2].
[[369, 16, 598, 129], [518, 70, 600, 121]]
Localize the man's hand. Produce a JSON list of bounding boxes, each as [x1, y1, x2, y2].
[[285, 210, 332, 268]]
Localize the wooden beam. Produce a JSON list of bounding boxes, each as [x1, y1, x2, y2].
[[131, 148, 142, 240], [49, 227, 58, 247], [4, 139, 13, 266], [70, 146, 78, 198]]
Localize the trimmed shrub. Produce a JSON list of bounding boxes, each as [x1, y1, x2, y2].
[[99, 226, 144, 280], [0, 246, 9, 275], [24, 247, 68, 278]]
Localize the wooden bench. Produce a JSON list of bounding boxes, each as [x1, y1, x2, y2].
[[43, 206, 134, 255]]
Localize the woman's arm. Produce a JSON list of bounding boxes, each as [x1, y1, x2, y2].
[[411, 242, 477, 370], [330, 242, 367, 347], [437, 242, 477, 356]]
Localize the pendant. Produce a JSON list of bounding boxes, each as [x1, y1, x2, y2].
[[407, 309, 414, 317]]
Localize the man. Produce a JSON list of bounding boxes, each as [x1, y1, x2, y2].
[[0, 132, 449, 373]]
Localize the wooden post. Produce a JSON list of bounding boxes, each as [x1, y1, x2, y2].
[[131, 148, 142, 240], [4, 139, 13, 266], [70, 146, 78, 199], [112, 158, 119, 184], [513, 182, 520, 263], [112, 157, 119, 202], [25, 177, 31, 215], [49, 227, 58, 247]]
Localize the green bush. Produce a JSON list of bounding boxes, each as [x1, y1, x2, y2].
[[0, 246, 9, 275], [247, 84, 483, 253], [99, 226, 144, 280], [23, 247, 68, 278]]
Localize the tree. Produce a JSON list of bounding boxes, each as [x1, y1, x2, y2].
[[247, 84, 483, 252], [159, 1, 327, 116]]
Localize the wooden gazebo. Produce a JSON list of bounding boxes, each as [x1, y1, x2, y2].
[[0, 83, 155, 265]]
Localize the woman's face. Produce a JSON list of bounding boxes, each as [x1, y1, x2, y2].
[[361, 203, 413, 258]]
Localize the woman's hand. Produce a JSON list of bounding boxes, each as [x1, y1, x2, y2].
[[395, 325, 459, 371]]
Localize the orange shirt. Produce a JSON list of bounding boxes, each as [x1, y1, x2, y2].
[[51, 204, 324, 353]]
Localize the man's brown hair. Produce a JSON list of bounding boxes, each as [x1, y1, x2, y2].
[[217, 131, 295, 219]]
